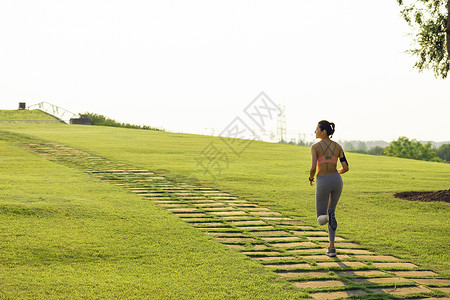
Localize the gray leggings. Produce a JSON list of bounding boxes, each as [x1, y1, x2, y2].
[[316, 172, 343, 242]]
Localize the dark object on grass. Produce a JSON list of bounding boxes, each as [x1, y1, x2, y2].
[[70, 118, 92, 125], [18, 102, 26, 110], [394, 190, 450, 203]]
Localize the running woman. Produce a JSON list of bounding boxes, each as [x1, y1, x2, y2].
[[309, 120, 349, 257]]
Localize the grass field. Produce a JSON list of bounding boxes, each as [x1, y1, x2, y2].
[[0, 109, 60, 120], [1, 110, 449, 297]]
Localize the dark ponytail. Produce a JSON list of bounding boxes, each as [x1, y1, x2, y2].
[[318, 120, 335, 137]]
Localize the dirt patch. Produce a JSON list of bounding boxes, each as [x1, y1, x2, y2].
[[394, 190, 450, 203]]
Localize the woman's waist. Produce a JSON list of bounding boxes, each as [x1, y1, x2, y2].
[[317, 171, 340, 178]]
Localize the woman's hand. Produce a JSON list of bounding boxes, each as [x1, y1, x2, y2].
[[309, 177, 315, 186]]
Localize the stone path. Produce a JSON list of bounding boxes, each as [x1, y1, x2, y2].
[[2, 131, 449, 300]]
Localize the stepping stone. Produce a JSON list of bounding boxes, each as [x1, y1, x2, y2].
[[249, 231, 289, 236], [222, 200, 245, 203], [219, 216, 251, 220], [370, 285, 432, 296], [260, 236, 301, 242], [241, 251, 281, 256], [260, 217, 292, 221], [276, 271, 328, 278], [210, 211, 247, 216], [229, 204, 257, 207], [352, 277, 414, 284], [393, 270, 438, 277], [272, 219, 303, 226], [228, 220, 267, 225], [271, 242, 317, 248], [354, 255, 400, 261], [337, 249, 373, 254], [175, 213, 206, 217], [251, 245, 270, 250], [174, 193, 197, 196], [320, 242, 361, 248], [302, 255, 351, 260], [203, 206, 235, 211], [294, 280, 346, 289], [372, 262, 418, 269], [337, 270, 387, 277], [193, 222, 225, 227], [293, 231, 328, 236], [244, 207, 270, 211], [288, 249, 324, 254], [414, 278, 450, 285], [311, 290, 367, 299], [157, 204, 189, 207], [281, 225, 314, 230], [238, 226, 275, 230], [196, 225, 232, 230], [215, 237, 256, 242], [307, 236, 344, 241], [181, 218, 216, 222], [316, 261, 367, 268], [206, 232, 242, 236], [266, 263, 313, 270], [252, 256, 296, 261], [278, 220, 304, 225], [167, 208, 198, 212], [188, 200, 216, 204], [248, 211, 282, 216], [192, 203, 226, 207]]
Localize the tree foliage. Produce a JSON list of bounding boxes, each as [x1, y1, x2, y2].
[[79, 112, 163, 131], [397, 0, 450, 79], [436, 143, 450, 162], [384, 136, 440, 161]]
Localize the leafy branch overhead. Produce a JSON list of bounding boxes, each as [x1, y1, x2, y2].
[[397, 0, 450, 79]]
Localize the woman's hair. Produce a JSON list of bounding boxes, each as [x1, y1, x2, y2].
[[318, 120, 335, 137]]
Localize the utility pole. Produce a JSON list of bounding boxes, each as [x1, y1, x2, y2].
[[277, 104, 286, 142]]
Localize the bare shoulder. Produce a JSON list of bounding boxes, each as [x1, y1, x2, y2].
[[311, 142, 320, 151], [333, 141, 344, 154]]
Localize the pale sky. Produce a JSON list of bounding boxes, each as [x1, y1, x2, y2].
[[1, 1, 449, 142]]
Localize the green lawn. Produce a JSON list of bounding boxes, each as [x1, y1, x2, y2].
[[0, 140, 303, 299], [0, 109, 59, 120], [1, 110, 449, 297]]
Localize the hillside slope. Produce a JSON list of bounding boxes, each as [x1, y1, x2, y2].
[[1, 112, 449, 276]]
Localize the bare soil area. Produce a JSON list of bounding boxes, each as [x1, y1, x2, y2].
[[394, 189, 450, 203]]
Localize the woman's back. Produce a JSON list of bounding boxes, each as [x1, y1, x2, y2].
[[313, 140, 342, 176]]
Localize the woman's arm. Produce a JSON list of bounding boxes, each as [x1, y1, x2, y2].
[[338, 147, 349, 174], [309, 146, 317, 185]]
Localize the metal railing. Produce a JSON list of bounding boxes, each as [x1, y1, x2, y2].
[[27, 102, 78, 124]]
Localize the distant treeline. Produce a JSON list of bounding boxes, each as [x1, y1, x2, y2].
[[79, 112, 163, 131], [281, 137, 450, 163]]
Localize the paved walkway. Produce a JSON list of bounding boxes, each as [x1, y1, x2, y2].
[[3, 132, 450, 300]]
